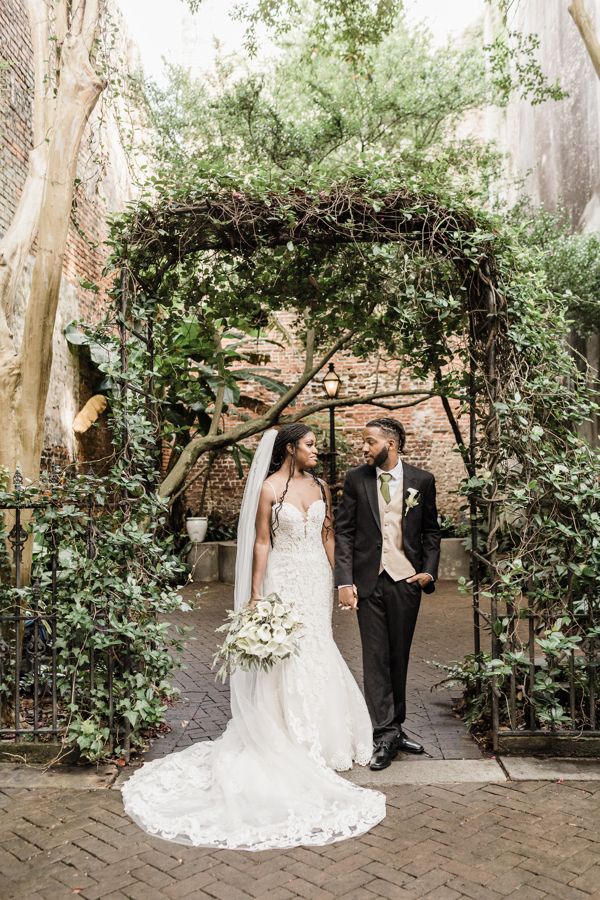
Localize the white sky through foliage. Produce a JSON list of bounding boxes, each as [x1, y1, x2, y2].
[[116, 0, 485, 84]]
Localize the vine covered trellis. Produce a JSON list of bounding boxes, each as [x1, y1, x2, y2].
[[3, 161, 600, 759], [110, 162, 600, 753]]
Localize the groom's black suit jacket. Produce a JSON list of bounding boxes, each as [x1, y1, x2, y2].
[[335, 461, 441, 599]]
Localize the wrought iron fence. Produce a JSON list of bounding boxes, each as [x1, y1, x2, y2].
[[489, 602, 600, 752], [0, 467, 132, 760]]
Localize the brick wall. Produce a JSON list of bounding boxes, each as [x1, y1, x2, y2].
[[0, 0, 33, 238], [178, 316, 468, 526]]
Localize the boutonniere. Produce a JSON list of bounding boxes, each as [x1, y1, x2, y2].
[[405, 488, 421, 516]]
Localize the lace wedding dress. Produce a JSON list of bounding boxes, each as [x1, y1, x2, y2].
[[122, 431, 385, 851]]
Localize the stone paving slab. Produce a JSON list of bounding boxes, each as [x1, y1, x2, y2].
[[0, 764, 118, 790], [342, 759, 507, 786], [501, 757, 600, 781], [2, 582, 599, 897]]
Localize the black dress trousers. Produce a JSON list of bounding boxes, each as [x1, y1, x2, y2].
[[356, 571, 422, 743]]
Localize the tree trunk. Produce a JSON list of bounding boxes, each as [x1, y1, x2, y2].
[[0, 1, 105, 586], [569, 0, 600, 80], [0, 0, 52, 323]]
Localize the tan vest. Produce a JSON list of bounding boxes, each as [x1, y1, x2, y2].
[[378, 474, 417, 581]]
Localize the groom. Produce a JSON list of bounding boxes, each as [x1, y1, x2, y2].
[[335, 418, 441, 770]]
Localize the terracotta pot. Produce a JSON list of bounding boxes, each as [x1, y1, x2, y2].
[[186, 517, 208, 543]]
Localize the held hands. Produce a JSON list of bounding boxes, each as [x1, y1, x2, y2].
[[407, 573, 433, 588], [338, 585, 358, 611]]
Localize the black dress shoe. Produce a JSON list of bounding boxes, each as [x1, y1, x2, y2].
[[396, 731, 424, 754], [370, 740, 399, 770]]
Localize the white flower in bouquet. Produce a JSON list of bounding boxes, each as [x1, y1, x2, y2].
[[256, 623, 272, 642], [212, 592, 303, 682], [272, 625, 287, 643], [256, 600, 273, 616]]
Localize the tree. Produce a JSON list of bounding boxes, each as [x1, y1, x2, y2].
[[136, 12, 500, 193], [508, 200, 600, 335], [0, 0, 107, 580]]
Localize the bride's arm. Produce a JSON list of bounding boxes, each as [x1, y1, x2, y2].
[[251, 483, 273, 600], [321, 482, 335, 571]]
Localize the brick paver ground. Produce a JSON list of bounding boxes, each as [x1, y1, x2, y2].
[[3, 780, 600, 899], [2, 581, 600, 898], [147, 580, 481, 762]]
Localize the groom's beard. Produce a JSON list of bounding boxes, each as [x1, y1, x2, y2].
[[369, 447, 389, 468]]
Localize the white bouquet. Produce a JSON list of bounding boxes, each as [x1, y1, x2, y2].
[[212, 592, 302, 682]]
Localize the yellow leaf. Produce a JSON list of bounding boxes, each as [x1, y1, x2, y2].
[[72, 395, 107, 434]]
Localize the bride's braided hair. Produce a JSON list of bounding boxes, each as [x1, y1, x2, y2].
[[267, 424, 330, 543]]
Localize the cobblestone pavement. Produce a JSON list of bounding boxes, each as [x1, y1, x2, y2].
[[3, 780, 600, 899], [146, 580, 481, 762]]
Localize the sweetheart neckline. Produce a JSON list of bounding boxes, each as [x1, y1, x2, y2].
[[278, 499, 324, 523]]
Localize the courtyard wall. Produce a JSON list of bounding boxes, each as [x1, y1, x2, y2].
[[177, 319, 467, 526]]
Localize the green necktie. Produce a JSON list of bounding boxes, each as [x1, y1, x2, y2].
[[379, 473, 392, 504]]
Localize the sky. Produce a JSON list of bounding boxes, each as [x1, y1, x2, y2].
[[117, 0, 485, 84]]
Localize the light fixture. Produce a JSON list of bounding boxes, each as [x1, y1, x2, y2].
[[323, 362, 340, 399]]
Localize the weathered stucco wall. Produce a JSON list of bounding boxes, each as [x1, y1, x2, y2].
[[484, 1, 600, 446], [486, 0, 600, 231]]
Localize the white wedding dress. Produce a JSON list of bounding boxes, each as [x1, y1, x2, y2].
[[122, 431, 385, 851]]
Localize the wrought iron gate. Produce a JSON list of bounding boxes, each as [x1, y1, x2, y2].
[[0, 467, 133, 759]]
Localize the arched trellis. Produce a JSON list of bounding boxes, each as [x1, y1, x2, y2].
[[110, 174, 600, 754]]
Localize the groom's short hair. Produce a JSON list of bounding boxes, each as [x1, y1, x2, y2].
[[366, 418, 406, 452]]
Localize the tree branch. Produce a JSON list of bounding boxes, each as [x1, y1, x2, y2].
[[569, 0, 600, 80], [71, 0, 85, 38], [279, 390, 438, 423], [56, 0, 68, 48], [158, 327, 357, 498], [208, 331, 225, 436], [304, 326, 315, 374], [168, 461, 209, 506], [209, 383, 226, 436], [432, 364, 468, 461], [159, 383, 454, 501], [82, 0, 101, 53]]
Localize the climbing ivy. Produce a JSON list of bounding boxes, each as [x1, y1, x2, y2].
[[0, 353, 194, 762]]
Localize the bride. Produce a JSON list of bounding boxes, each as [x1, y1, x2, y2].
[[122, 425, 385, 850]]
